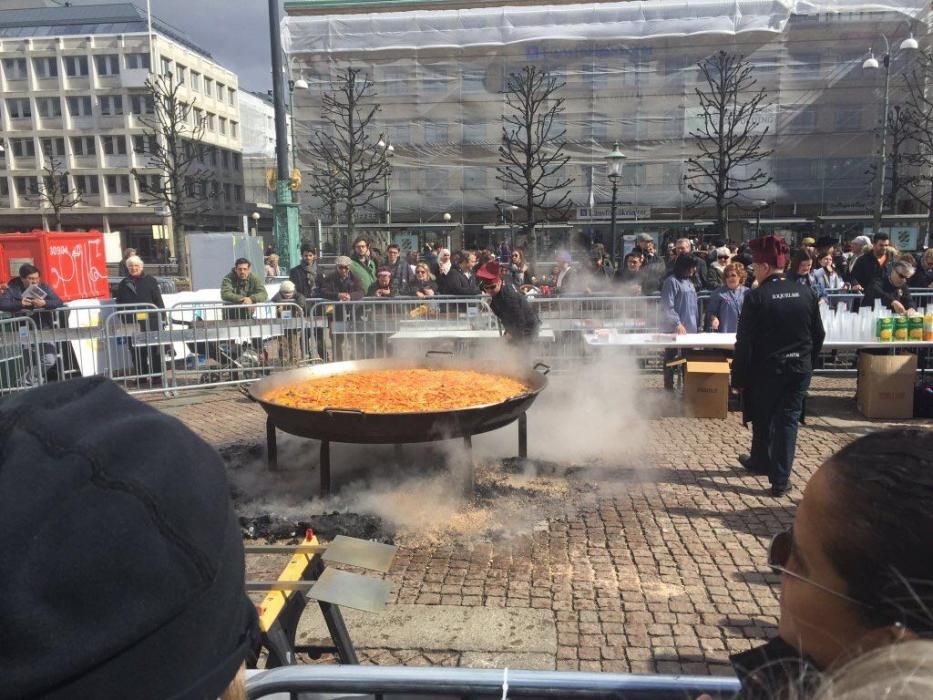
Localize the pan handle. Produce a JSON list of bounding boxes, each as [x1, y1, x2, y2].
[[533, 362, 551, 376], [425, 350, 454, 358], [239, 385, 257, 402], [324, 408, 365, 416]]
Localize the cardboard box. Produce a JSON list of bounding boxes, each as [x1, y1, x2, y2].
[[683, 359, 731, 419], [857, 353, 917, 419]]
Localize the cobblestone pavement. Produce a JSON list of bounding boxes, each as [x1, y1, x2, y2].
[[149, 375, 923, 675]]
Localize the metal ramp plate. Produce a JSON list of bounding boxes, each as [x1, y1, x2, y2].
[[322, 535, 397, 573], [308, 568, 393, 613]]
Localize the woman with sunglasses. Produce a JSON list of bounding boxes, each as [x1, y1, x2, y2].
[[508, 249, 533, 288], [707, 246, 732, 287], [406, 263, 439, 298], [727, 429, 933, 700]]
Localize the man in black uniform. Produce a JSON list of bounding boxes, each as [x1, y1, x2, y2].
[[475, 261, 540, 344], [732, 236, 825, 497]]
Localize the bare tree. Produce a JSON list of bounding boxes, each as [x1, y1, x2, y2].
[[306, 68, 390, 249], [902, 51, 933, 242], [496, 65, 574, 254], [132, 73, 217, 277], [307, 164, 341, 226], [685, 51, 773, 238], [865, 104, 915, 214], [32, 153, 84, 231]]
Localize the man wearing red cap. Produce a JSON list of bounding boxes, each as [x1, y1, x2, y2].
[[475, 260, 540, 344], [732, 235, 825, 497]]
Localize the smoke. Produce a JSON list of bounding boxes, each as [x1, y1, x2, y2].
[[227, 347, 668, 544]]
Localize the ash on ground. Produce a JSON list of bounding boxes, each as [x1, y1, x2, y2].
[[221, 439, 642, 548]]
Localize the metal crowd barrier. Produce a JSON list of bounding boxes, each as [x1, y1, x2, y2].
[[0, 315, 44, 392], [245, 665, 741, 700], [308, 296, 496, 363], [103, 302, 308, 393]]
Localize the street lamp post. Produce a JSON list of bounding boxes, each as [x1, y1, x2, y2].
[[376, 137, 394, 225], [443, 211, 452, 250], [251, 211, 260, 237], [604, 142, 626, 262], [754, 200, 768, 238], [863, 32, 918, 233]]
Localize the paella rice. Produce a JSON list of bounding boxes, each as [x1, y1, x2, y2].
[[265, 368, 531, 413]]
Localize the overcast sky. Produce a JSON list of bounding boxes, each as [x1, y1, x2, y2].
[[69, 0, 279, 93]]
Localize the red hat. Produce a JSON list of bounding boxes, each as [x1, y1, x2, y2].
[[749, 235, 789, 269], [475, 260, 501, 282]]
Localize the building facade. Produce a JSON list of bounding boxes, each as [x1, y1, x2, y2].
[[0, 3, 245, 262], [285, 0, 929, 249]]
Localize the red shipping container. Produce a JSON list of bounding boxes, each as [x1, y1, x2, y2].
[[0, 230, 109, 302]]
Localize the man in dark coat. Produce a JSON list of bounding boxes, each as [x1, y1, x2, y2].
[[319, 256, 364, 301], [732, 235, 825, 497], [0, 263, 65, 382], [849, 231, 890, 291], [288, 243, 322, 299], [382, 243, 411, 292], [475, 261, 540, 344], [439, 250, 480, 295]]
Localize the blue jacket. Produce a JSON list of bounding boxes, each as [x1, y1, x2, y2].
[[0, 279, 64, 329], [660, 275, 698, 333], [706, 285, 748, 333]]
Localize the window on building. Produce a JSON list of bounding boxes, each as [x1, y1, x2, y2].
[[234, 184, 242, 201], [95, 54, 120, 76], [216, 82, 225, 100], [0, 178, 9, 198], [206, 112, 215, 131], [33, 56, 58, 79], [132, 134, 158, 154], [40, 138, 66, 158], [125, 53, 150, 70], [232, 152, 240, 170], [135, 173, 160, 193], [587, 115, 609, 143], [190, 70, 201, 92], [382, 67, 406, 96], [75, 175, 99, 195], [784, 105, 817, 133], [203, 76, 213, 96], [227, 87, 235, 106], [130, 94, 154, 114], [3, 58, 27, 80], [210, 149, 218, 167], [834, 105, 862, 131], [462, 121, 487, 144], [6, 98, 32, 119], [422, 67, 448, 94], [387, 123, 410, 144], [102, 135, 127, 155], [221, 150, 229, 168], [223, 182, 232, 201], [175, 64, 186, 85], [14, 176, 39, 196], [461, 67, 486, 94], [581, 63, 609, 89], [661, 162, 684, 185], [230, 121, 238, 139], [423, 122, 449, 143], [71, 136, 96, 156], [463, 166, 486, 189], [105, 174, 130, 194], [43, 174, 70, 195], [219, 116, 227, 135], [99, 95, 124, 116], [10, 138, 36, 158], [66, 95, 93, 117], [64, 55, 89, 77], [36, 97, 62, 118], [160, 57, 172, 76]]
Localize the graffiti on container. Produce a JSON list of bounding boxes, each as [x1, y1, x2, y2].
[[48, 241, 104, 299]]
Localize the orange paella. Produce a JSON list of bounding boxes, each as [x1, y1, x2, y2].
[[264, 368, 532, 413]]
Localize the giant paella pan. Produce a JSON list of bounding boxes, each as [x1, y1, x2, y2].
[[248, 356, 549, 495]]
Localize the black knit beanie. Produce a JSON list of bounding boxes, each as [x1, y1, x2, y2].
[[0, 377, 257, 700]]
